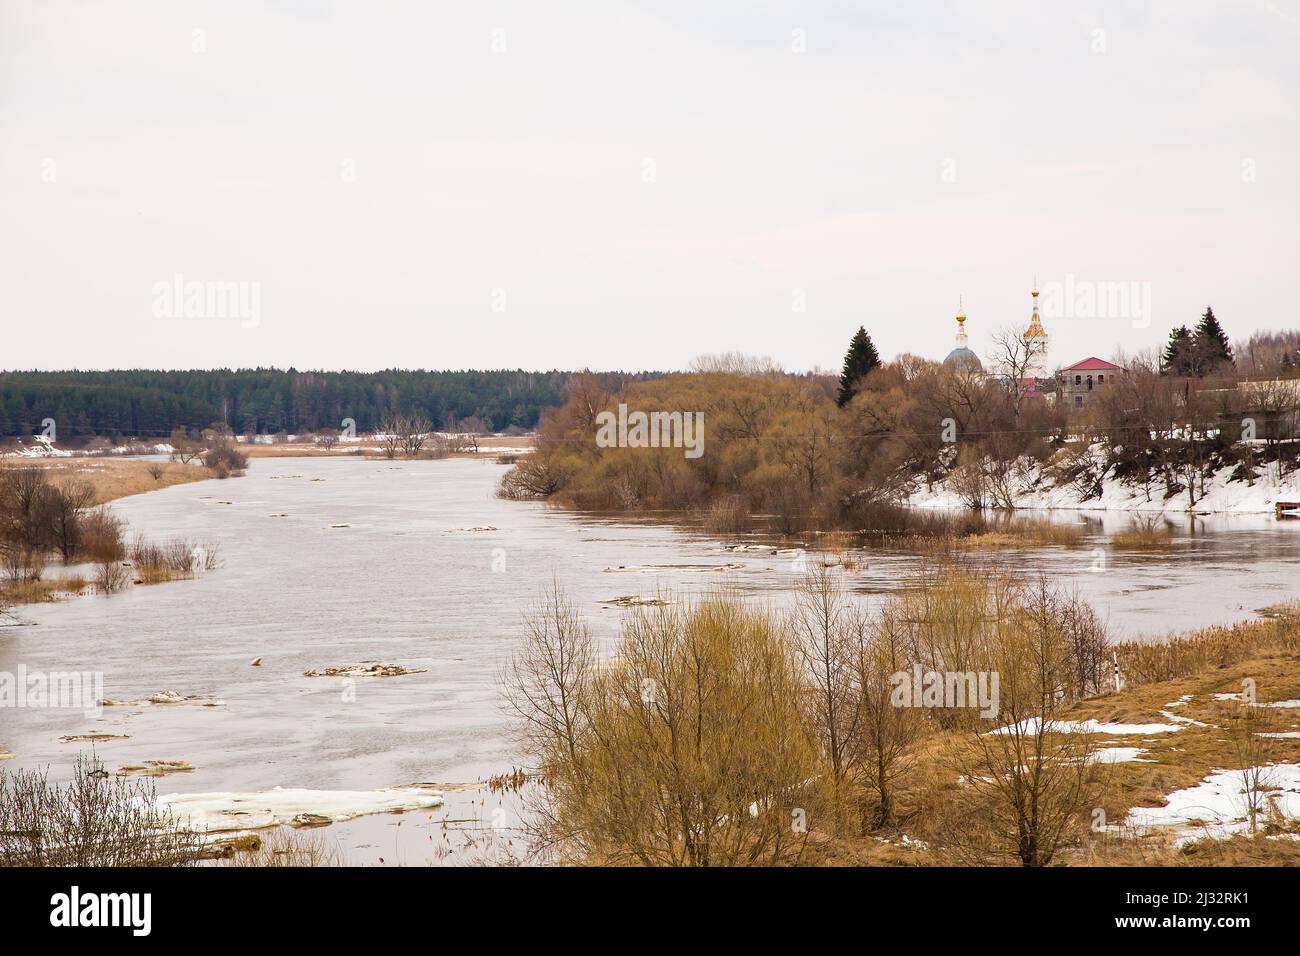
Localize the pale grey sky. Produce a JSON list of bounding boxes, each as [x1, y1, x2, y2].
[[2, 0, 1297, 372]]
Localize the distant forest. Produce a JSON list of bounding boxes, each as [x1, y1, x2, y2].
[[0, 369, 660, 439]]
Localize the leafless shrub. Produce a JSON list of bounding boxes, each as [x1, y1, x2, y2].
[[426, 433, 453, 459], [497, 455, 567, 499], [81, 506, 126, 563], [936, 579, 1111, 867], [201, 441, 248, 478], [378, 415, 435, 458], [169, 427, 204, 464], [128, 534, 203, 584], [702, 494, 750, 535], [1, 544, 46, 584], [0, 753, 202, 866], [1110, 515, 1174, 550], [504, 585, 823, 865], [95, 559, 130, 594], [200, 540, 222, 570]]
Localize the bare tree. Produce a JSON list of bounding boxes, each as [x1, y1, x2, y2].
[[375, 422, 402, 460], [399, 416, 433, 458], [853, 600, 923, 829], [943, 578, 1108, 867], [169, 427, 204, 464], [987, 324, 1047, 419], [689, 352, 784, 376], [47, 479, 96, 562], [501, 584, 595, 769], [1242, 378, 1300, 482], [791, 565, 861, 798], [314, 427, 340, 451]]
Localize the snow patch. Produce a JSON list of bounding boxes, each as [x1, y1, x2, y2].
[[1125, 763, 1300, 843], [989, 718, 1184, 736]]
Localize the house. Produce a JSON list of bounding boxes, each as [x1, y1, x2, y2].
[[1057, 357, 1123, 409]]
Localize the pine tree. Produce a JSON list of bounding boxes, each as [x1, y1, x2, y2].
[[837, 326, 880, 407], [1193, 305, 1233, 371], [1161, 325, 1192, 375]]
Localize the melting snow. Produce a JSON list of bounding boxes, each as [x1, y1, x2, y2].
[[1125, 763, 1300, 843], [989, 718, 1184, 736], [1092, 747, 1154, 763], [160, 785, 444, 832]]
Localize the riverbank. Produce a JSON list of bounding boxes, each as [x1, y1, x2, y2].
[[0, 457, 218, 505], [906, 448, 1300, 515], [823, 617, 1300, 866], [0, 459, 225, 609]]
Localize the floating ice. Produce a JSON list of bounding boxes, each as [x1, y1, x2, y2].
[[160, 785, 445, 833]]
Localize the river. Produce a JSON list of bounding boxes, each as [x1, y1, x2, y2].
[[3, 456, 1299, 864]]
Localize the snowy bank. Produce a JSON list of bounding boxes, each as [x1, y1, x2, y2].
[[907, 447, 1300, 514]]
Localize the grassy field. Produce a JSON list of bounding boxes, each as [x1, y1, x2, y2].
[[0, 458, 217, 504]]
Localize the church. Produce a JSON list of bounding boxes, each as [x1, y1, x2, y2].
[[941, 284, 1123, 409], [944, 284, 1050, 388]]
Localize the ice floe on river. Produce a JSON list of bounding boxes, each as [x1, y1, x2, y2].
[[160, 785, 445, 833]]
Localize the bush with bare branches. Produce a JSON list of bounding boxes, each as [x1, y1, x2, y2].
[[0, 754, 202, 866]]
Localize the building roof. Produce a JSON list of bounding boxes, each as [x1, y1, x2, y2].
[[1016, 377, 1051, 396], [943, 347, 983, 372], [1061, 357, 1122, 372]]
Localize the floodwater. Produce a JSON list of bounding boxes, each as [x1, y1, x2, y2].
[[3, 456, 1300, 864]]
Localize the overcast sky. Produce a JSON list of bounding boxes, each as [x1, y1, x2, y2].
[[2, 1, 1297, 373]]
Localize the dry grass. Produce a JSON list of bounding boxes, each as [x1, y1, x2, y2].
[[1111, 525, 1175, 550], [0, 575, 90, 605], [1113, 605, 1300, 686], [0, 459, 216, 504], [961, 516, 1086, 548], [900, 515, 1086, 553], [797, 646, 1300, 867], [219, 827, 342, 867], [241, 434, 533, 459]]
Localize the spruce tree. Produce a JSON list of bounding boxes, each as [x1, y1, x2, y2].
[[837, 326, 880, 406], [1161, 325, 1192, 375], [1193, 305, 1233, 370]]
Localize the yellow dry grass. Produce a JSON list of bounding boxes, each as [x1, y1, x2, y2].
[[0, 458, 216, 505], [1110, 526, 1175, 550], [0, 575, 91, 605]]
